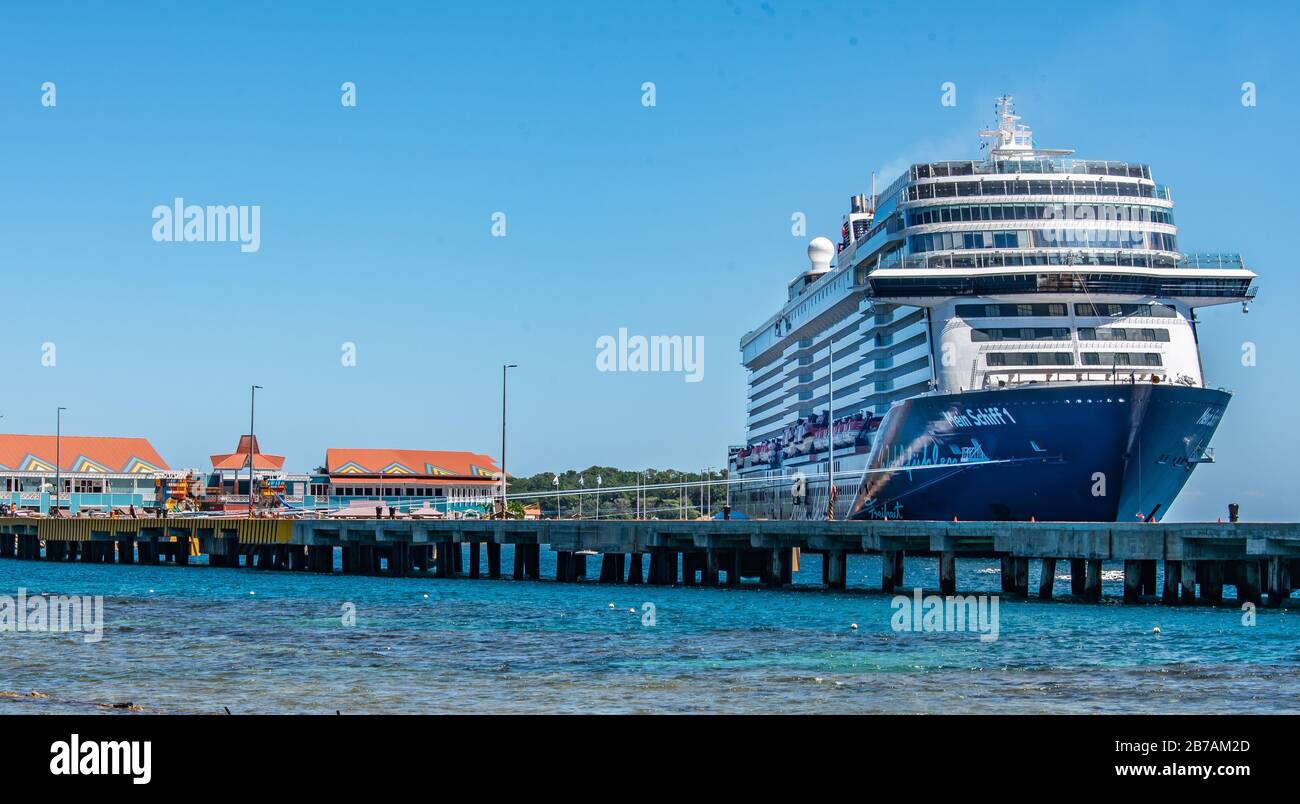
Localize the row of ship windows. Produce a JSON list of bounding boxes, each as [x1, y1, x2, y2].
[[906, 203, 1173, 228], [911, 161, 1151, 180], [908, 230, 1177, 253], [956, 302, 1179, 319], [972, 327, 1172, 343], [987, 352, 1164, 367], [906, 179, 1164, 202]]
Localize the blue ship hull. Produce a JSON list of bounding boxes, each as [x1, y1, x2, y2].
[[846, 383, 1229, 522]]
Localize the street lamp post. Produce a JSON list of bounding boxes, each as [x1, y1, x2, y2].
[[595, 475, 602, 520], [500, 364, 516, 517], [699, 469, 704, 518], [706, 467, 715, 518], [54, 407, 66, 516], [248, 385, 262, 518]]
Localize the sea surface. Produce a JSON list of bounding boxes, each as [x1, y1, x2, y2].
[[0, 550, 1295, 714]]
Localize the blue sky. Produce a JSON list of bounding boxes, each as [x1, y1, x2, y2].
[[1, 1, 1297, 520]]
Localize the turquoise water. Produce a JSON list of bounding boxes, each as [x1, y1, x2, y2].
[[0, 551, 1295, 714]]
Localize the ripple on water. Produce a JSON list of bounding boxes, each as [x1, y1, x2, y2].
[[0, 557, 1295, 713]]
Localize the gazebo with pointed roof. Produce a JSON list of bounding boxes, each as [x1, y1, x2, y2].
[[210, 435, 286, 474]]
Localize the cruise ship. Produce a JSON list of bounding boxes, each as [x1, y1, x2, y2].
[[728, 97, 1257, 522]]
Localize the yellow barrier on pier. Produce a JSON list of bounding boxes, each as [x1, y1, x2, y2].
[[228, 519, 294, 545], [0, 517, 294, 545]]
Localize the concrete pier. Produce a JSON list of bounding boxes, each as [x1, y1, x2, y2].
[[1, 516, 1297, 606]]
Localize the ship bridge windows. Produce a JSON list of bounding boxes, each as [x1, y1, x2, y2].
[[1081, 352, 1163, 366], [909, 160, 1151, 181], [1078, 327, 1171, 342], [956, 302, 1068, 318], [1075, 303, 1178, 318], [986, 352, 1074, 367], [971, 327, 1071, 342], [908, 179, 1163, 202]]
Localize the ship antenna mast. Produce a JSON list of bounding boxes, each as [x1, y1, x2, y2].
[[978, 94, 1072, 159]]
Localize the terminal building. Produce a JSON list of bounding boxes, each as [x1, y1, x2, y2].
[[309, 448, 502, 513], [0, 434, 170, 514], [0, 432, 504, 516]]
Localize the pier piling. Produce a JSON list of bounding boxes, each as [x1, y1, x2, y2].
[[1162, 560, 1181, 605], [525, 544, 540, 580], [1038, 558, 1056, 600], [882, 550, 900, 593], [599, 553, 622, 583], [1123, 560, 1143, 603], [939, 552, 956, 596], [1181, 560, 1197, 603], [1266, 557, 1291, 607], [1237, 560, 1261, 605], [826, 550, 847, 590], [1069, 558, 1086, 596], [1084, 559, 1102, 602], [766, 549, 785, 589], [1202, 562, 1224, 605], [1141, 560, 1158, 596], [1011, 557, 1029, 599]]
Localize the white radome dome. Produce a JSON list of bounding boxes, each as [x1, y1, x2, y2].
[[807, 236, 834, 273]]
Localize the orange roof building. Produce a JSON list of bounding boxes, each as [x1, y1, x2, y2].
[[321, 448, 503, 513], [0, 433, 168, 475], [325, 448, 499, 479], [0, 433, 170, 514]]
